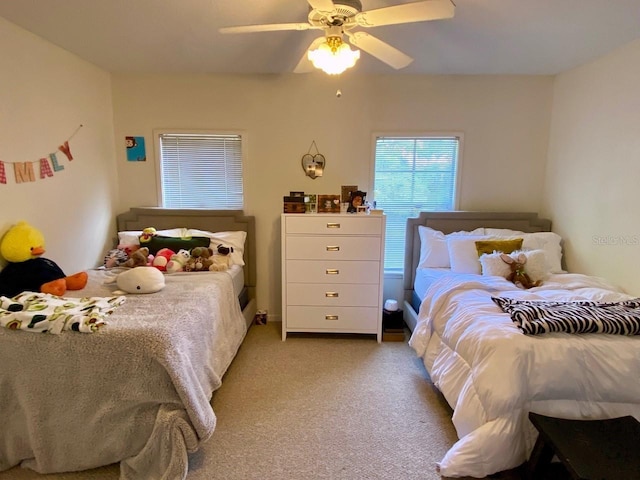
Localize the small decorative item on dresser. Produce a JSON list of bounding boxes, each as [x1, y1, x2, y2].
[[304, 194, 317, 214], [283, 195, 305, 213], [341, 185, 358, 204], [347, 190, 366, 213], [317, 194, 341, 213]]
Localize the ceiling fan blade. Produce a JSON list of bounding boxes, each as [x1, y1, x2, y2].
[[219, 23, 313, 34], [293, 37, 326, 73], [347, 31, 413, 70], [307, 0, 335, 12], [356, 0, 455, 28]]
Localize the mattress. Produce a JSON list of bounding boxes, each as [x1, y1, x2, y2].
[[414, 267, 454, 301]]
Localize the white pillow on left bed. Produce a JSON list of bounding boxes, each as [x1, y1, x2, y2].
[[187, 229, 247, 267]]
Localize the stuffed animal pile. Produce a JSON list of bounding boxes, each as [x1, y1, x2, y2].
[[184, 246, 214, 272], [101, 230, 237, 274], [0, 221, 88, 297]]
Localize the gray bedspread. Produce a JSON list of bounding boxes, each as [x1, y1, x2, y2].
[[0, 268, 247, 479]]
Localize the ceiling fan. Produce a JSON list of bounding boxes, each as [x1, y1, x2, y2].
[[219, 0, 455, 74]]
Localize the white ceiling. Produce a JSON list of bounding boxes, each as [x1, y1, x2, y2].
[[1, 0, 640, 75]]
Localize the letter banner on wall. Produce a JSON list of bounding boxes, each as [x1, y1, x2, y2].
[[0, 124, 82, 185]]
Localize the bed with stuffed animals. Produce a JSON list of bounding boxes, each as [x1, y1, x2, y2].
[[0, 208, 257, 480], [402, 211, 640, 478]]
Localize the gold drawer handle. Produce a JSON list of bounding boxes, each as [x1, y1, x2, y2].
[[326, 223, 340, 229], [325, 315, 339, 321], [325, 292, 339, 298], [326, 245, 340, 251], [325, 269, 339, 275]]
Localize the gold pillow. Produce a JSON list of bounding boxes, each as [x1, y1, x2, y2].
[[475, 238, 523, 256]]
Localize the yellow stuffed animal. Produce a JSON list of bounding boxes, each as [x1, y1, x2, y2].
[[0, 221, 88, 297]]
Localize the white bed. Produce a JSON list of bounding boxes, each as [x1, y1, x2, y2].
[[0, 208, 257, 480], [403, 211, 640, 478]]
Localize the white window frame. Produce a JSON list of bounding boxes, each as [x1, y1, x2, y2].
[[153, 129, 245, 209], [370, 132, 463, 272]]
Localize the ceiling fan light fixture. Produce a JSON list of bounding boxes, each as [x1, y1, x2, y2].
[[308, 36, 360, 75]]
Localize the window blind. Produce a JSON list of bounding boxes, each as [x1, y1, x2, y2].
[[159, 133, 243, 209], [374, 136, 460, 270]]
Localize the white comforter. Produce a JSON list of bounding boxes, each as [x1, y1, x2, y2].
[[409, 272, 640, 478]]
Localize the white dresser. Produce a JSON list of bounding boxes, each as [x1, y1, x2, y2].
[[281, 213, 386, 342]]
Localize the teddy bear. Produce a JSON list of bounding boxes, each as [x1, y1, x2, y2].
[[124, 247, 151, 268], [184, 246, 214, 272], [165, 249, 190, 273], [0, 221, 88, 297]]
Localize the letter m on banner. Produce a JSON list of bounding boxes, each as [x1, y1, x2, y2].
[[14, 162, 35, 183]]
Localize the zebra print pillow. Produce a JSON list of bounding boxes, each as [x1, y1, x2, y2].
[[492, 297, 640, 335]]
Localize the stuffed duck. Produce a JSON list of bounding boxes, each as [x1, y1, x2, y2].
[[0, 221, 88, 297]]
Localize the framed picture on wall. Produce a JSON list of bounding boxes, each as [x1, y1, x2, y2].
[[317, 194, 341, 213], [125, 136, 147, 162]]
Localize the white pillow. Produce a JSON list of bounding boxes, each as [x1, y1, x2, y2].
[[484, 228, 525, 236], [117, 228, 187, 246], [418, 226, 485, 269], [187, 229, 247, 266], [484, 230, 563, 274], [521, 232, 563, 273], [479, 252, 512, 278], [447, 235, 488, 274], [480, 249, 549, 283]]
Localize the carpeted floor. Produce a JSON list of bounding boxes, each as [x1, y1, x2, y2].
[[1, 321, 569, 480]]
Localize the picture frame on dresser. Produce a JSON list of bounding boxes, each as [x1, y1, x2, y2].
[[317, 194, 341, 213]]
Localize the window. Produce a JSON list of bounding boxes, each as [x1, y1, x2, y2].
[[373, 135, 461, 271], [157, 132, 244, 209]]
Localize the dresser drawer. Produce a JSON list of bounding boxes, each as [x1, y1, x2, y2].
[[286, 306, 379, 332], [285, 236, 381, 261], [285, 215, 382, 235], [286, 260, 380, 284], [287, 283, 379, 307]]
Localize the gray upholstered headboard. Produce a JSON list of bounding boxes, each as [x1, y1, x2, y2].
[[116, 208, 256, 297], [403, 211, 552, 299]]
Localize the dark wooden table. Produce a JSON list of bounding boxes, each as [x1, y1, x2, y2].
[[527, 412, 640, 480]]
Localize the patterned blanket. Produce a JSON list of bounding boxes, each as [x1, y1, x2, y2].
[[492, 297, 640, 335], [0, 291, 126, 334]]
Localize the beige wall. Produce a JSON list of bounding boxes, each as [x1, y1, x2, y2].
[[543, 39, 640, 295], [0, 17, 118, 273], [112, 73, 554, 316]]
